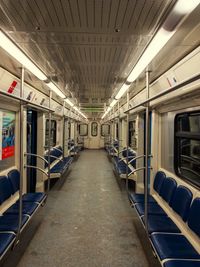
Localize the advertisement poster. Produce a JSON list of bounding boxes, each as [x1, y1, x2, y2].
[[0, 110, 15, 160]]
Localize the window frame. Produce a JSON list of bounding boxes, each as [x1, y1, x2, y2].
[[45, 119, 57, 147], [91, 122, 98, 137], [101, 124, 110, 137], [174, 111, 200, 188], [79, 123, 88, 136]]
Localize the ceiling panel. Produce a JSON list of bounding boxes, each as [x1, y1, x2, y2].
[[0, 0, 177, 117]]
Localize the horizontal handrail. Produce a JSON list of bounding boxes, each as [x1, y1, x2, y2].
[[24, 165, 48, 177], [46, 155, 64, 163], [0, 90, 55, 113], [128, 166, 151, 177], [24, 153, 48, 164]]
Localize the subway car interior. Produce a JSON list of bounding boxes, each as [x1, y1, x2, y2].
[[0, 0, 200, 266]]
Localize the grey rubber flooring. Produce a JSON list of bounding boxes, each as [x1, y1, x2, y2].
[[3, 150, 160, 267]]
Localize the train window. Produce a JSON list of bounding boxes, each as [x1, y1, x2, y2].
[[79, 124, 88, 136], [45, 119, 57, 147], [0, 110, 16, 171], [101, 124, 110, 136], [91, 122, 98, 136], [175, 112, 200, 188]]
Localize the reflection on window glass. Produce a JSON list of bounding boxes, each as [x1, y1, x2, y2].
[[175, 112, 200, 187], [91, 122, 98, 136], [45, 119, 57, 147], [79, 124, 88, 136], [101, 124, 110, 136]]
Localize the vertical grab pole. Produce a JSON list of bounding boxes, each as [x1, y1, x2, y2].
[[126, 90, 130, 193], [144, 70, 150, 234], [16, 66, 25, 244], [47, 90, 52, 194], [117, 102, 120, 172], [62, 101, 65, 159]]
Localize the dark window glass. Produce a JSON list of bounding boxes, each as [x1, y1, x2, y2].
[[101, 124, 110, 136], [79, 124, 88, 136], [91, 122, 98, 136], [45, 119, 57, 147], [175, 112, 200, 188]]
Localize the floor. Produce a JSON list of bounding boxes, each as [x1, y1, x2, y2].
[[3, 150, 160, 267]]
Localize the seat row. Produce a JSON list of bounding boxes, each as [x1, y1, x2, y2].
[[0, 169, 46, 260], [129, 171, 200, 267], [44, 146, 73, 176], [112, 148, 136, 178], [68, 139, 81, 157], [106, 144, 136, 178]]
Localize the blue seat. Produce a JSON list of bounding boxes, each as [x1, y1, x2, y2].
[[142, 185, 193, 234], [21, 193, 46, 203], [153, 171, 166, 193], [171, 186, 193, 221], [4, 202, 39, 216], [135, 202, 166, 216], [150, 233, 200, 260], [188, 198, 200, 237], [8, 170, 46, 204], [0, 214, 29, 232], [0, 233, 15, 258], [129, 171, 166, 205], [150, 198, 200, 261], [129, 193, 156, 204], [164, 260, 200, 267], [141, 215, 180, 234], [0, 176, 13, 204], [159, 177, 177, 204]]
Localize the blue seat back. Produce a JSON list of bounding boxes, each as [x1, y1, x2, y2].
[[153, 171, 166, 194], [171, 186, 193, 221], [188, 198, 200, 237], [7, 169, 20, 194], [0, 176, 12, 204], [159, 177, 177, 204]]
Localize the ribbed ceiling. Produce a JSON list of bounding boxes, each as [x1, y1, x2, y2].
[[0, 0, 175, 117]]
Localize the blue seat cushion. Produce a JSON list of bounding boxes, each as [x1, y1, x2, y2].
[[159, 177, 177, 204], [150, 233, 200, 260], [164, 260, 200, 267], [188, 198, 200, 237], [0, 176, 12, 204], [153, 171, 166, 194], [171, 186, 193, 222], [141, 215, 180, 234], [0, 214, 29, 232], [7, 169, 20, 194], [0, 233, 15, 257], [135, 202, 166, 216], [22, 193, 46, 203], [129, 193, 156, 204], [4, 202, 38, 216], [51, 156, 72, 174]]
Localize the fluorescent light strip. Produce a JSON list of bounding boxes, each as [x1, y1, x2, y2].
[[0, 30, 87, 118], [110, 99, 118, 107], [65, 98, 74, 107], [115, 83, 131, 100], [103, 0, 200, 116], [0, 30, 47, 81], [127, 28, 174, 83], [173, 0, 200, 15], [47, 82, 65, 98]]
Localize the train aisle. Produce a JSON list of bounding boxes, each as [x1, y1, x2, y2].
[[5, 150, 156, 267]]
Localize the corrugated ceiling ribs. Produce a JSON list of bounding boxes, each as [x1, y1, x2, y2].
[[0, 0, 175, 117]]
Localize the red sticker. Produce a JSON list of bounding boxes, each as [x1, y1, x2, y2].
[[8, 81, 17, 94]]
